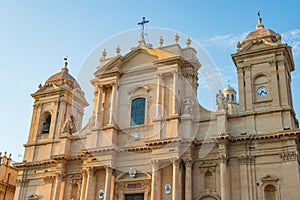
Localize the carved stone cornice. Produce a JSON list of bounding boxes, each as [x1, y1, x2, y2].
[[280, 151, 297, 162]]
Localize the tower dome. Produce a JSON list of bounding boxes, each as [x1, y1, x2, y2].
[[44, 59, 80, 90], [238, 16, 282, 49], [223, 85, 237, 102]]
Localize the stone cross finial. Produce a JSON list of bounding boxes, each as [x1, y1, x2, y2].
[[174, 33, 179, 44], [64, 57, 68, 68], [158, 36, 164, 47]]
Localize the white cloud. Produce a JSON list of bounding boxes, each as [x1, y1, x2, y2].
[[282, 29, 300, 56], [200, 32, 248, 51]]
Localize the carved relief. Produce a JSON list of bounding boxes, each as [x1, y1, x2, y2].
[[239, 155, 255, 164], [280, 151, 297, 161], [43, 176, 55, 184]]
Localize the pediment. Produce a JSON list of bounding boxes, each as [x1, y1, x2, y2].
[[121, 50, 157, 73], [261, 174, 279, 182], [199, 161, 217, 168], [238, 39, 279, 53], [28, 194, 39, 200], [115, 171, 151, 182]]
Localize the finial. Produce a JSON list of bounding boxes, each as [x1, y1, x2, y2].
[[9, 153, 11, 158], [101, 49, 107, 60], [256, 11, 264, 30], [116, 45, 121, 55], [138, 35, 146, 46], [237, 41, 242, 49], [64, 57, 68, 68], [4, 151, 7, 156], [174, 33, 179, 44], [158, 36, 164, 47], [38, 83, 42, 89], [186, 36, 191, 47]]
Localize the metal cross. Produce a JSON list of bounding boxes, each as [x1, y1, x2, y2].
[[138, 17, 149, 36]]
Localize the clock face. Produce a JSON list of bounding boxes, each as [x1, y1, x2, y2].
[[257, 86, 268, 97]]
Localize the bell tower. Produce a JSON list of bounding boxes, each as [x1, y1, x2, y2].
[[23, 59, 88, 162], [232, 16, 298, 132]]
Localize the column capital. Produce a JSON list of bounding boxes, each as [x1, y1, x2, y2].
[[184, 158, 193, 168], [87, 166, 95, 176], [170, 157, 179, 164]]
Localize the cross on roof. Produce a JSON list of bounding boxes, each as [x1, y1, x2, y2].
[[138, 17, 149, 37]]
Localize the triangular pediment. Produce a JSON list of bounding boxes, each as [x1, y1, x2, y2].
[[28, 194, 39, 200], [261, 174, 279, 182]]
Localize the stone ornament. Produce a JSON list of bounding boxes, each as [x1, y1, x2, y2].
[[98, 189, 104, 199], [164, 184, 171, 194], [129, 167, 137, 178]]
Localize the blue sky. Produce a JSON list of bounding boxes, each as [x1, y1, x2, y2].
[[1, 1, 299, 161]]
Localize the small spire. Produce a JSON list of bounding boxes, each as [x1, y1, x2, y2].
[[64, 57, 68, 68], [174, 33, 179, 44], [186, 36, 191, 47], [158, 36, 164, 47], [116, 45, 121, 55], [38, 83, 42, 89], [256, 11, 264, 30]]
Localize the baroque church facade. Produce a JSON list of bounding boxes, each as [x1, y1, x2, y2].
[[14, 17, 300, 200]]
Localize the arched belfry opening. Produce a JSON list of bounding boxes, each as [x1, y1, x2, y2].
[[41, 113, 51, 134]]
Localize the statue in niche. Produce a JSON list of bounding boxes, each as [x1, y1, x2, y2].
[[216, 90, 226, 110], [183, 97, 193, 115], [62, 115, 75, 134]]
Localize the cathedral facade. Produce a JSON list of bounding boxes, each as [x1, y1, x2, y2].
[[14, 17, 300, 200]]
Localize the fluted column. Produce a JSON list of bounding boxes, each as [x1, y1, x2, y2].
[[172, 71, 178, 115], [104, 166, 113, 200], [53, 171, 62, 200], [184, 159, 193, 200], [109, 83, 116, 125], [95, 85, 103, 127], [85, 167, 95, 200], [156, 73, 162, 117], [218, 140, 230, 200], [80, 169, 87, 200], [172, 159, 180, 200], [151, 160, 159, 200]]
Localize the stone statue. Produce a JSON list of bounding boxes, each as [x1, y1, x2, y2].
[[216, 90, 226, 110], [183, 97, 193, 115], [62, 115, 75, 134]]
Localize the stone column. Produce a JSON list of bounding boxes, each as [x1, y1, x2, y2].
[[184, 159, 193, 200], [95, 85, 103, 127], [109, 82, 116, 125], [218, 141, 230, 200], [80, 169, 87, 200], [85, 167, 95, 200], [172, 159, 180, 200], [244, 66, 253, 111], [53, 171, 62, 200], [104, 166, 113, 200], [151, 160, 159, 200], [156, 73, 162, 117], [172, 71, 178, 115]]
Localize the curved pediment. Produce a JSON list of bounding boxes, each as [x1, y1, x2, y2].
[[115, 171, 151, 182]]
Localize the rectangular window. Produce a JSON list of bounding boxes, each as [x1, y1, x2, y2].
[[130, 98, 146, 126]]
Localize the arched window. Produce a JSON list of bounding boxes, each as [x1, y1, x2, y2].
[[42, 114, 51, 134], [130, 98, 146, 126], [264, 184, 277, 200]]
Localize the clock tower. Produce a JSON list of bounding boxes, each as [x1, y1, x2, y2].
[[232, 17, 298, 132]]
